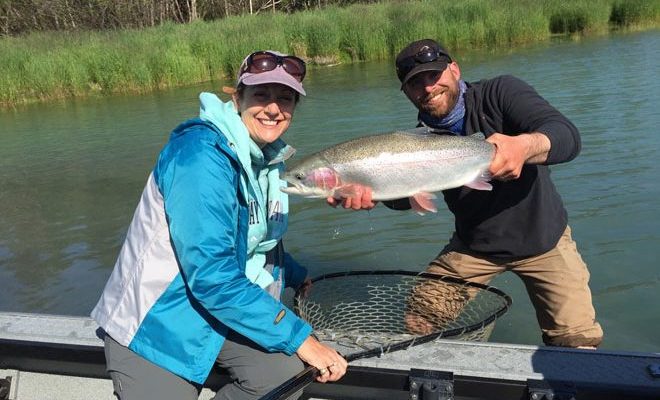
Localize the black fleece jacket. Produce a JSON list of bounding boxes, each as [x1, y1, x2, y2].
[[387, 75, 580, 258]]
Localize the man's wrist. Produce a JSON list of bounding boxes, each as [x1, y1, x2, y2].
[[524, 132, 551, 163]]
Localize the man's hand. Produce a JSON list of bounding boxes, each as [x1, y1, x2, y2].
[[326, 184, 377, 211], [296, 336, 348, 383], [486, 132, 551, 181]]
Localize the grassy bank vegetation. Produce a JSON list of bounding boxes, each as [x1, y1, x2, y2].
[[1, 0, 658, 107]]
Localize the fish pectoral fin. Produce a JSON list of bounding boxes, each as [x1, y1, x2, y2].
[[464, 174, 493, 191], [410, 192, 438, 215], [468, 132, 486, 140]]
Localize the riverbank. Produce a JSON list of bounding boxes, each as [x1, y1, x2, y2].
[[1, 0, 658, 108]]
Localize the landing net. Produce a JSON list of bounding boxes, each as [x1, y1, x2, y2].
[[294, 270, 511, 359]]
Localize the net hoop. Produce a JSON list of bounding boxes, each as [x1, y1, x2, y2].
[[294, 269, 512, 362]]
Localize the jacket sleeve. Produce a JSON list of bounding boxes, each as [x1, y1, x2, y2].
[[155, 126, 312, 355], [493, 75, 581, 164], [283, 249, 307, 289]]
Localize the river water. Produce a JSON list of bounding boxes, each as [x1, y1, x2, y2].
[[1, 30, 658, 352]]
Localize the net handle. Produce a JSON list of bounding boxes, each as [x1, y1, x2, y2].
[[260, 364, 317, 400]]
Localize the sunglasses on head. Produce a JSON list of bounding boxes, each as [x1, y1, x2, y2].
[[239, 51, 306, 82], [397, 46, 452, 81]]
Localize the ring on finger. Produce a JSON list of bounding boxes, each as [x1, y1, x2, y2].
[[319, 368, 328, 375]]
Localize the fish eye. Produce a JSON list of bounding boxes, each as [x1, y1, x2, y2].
[[295, 172, 305, 180]]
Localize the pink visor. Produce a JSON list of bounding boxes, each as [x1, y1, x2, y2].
[[238, 65, 306, 96]]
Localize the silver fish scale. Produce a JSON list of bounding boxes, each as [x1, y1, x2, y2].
[[320, 131, 488, 161], [338, 150, 484, 199], [284, 129, 495, 200], [331, 133, 492, 199]]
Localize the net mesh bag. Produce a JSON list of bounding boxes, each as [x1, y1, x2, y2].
[[294, 271, 510, 356]]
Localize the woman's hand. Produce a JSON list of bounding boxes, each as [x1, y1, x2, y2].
[[296, 336, 348, 383], [297, 278, 313, 298]]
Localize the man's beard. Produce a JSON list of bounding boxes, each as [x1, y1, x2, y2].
[[418, 86, 459, 118]]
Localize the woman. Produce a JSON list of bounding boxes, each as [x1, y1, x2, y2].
[[91, 50, 347, 400]]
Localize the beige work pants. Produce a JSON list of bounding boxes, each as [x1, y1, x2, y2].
[[427, 226, 603, 348]]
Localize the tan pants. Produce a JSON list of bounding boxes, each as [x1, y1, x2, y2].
[[427, 226, 603, 348]]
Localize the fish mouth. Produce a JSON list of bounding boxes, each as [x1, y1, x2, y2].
[[280, 184, 302, 195], [280, 182, 327, 198], [280, 181, 306, 195]]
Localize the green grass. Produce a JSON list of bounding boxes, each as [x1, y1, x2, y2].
[[1, 0, 658, 107]]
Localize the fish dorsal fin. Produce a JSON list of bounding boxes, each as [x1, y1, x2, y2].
[[408, 126, 434, 135], [468, 132, 486, 140], [417, 122, 455, 135], [406, 126, 453, 136]]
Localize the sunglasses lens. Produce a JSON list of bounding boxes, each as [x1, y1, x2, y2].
[[416, 50, 438, 63], [242, 52, 306, 82], [398, 47, 451, 82], [249, 53, 279, 73], [282, 57, 306, 81]]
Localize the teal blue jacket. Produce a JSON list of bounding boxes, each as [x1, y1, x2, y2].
[[91, 93, 311, 383]]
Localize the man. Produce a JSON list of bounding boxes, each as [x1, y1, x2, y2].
[[330, 39, 602, 348]]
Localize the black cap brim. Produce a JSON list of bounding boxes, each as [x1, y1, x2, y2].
[[400, 60, 449, 89]]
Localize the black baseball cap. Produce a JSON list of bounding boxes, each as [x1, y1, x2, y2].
[[395, 39, 452, 87]]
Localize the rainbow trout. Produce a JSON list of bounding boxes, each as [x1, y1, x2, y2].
[[282, 127, 495, 213]]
